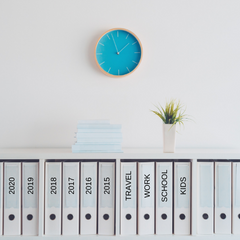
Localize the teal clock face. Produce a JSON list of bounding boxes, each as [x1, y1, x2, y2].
[[95, 28, 142, 77]]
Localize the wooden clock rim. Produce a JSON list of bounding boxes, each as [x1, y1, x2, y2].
[[94, 28, 143, 78]]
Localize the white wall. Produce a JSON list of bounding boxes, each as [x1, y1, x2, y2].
[[0, 0, 240, 149]]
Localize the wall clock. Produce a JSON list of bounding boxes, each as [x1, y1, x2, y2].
[[95, 28, 142, 77]]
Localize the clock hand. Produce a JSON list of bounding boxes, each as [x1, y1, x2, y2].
[[118, 43, 129, 54], [111, 34, 119, 54]]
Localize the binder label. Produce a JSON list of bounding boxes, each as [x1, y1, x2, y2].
[[100, 163, 114, 208], [200, 164, 213, 208], [217, 164, 230, 208], [47, 163, 61, 208], [125, 171, 132, 201], [176, 164, 190, 208], [158, 164, 172, 207], [64, 163, 78, 208], [5, 164, 20, 209], [23, 163, 38, 208], [144, 174, 151, 198], [122, 163, 136, 208], [82, 163, 96, 208], [140, 164, 154, 208]]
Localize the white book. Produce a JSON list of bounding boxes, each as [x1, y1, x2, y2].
[[98, 162, 115, 235], [197, 162, 213, 235], [22, 162, 39, 235], [80, 162, 97, 235], [215, 162, 231, 234], [232, 162, 240, 234], [0, 163, 3, 235], [174, 162, 191, 235], [45, 162, 62, 235], [138, 162, 155, 235], [4, 162, 21, 235], [121, 162, 137, 235], [77, 129, 122, 133], [62, 162, 79, 235], [76, 132, 122, 138], [78, 119, 110, 124], [156, 162, 172, 235]]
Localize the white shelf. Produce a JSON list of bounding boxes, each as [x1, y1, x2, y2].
[[0, 148, 239, 239], [0, 148, 240, 159]]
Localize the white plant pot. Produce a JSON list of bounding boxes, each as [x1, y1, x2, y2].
[[163, 124, 176, 153]]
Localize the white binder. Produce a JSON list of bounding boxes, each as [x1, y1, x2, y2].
[[22, 162, 39, 235], [80, 162, 97, 235], [120, 162, 137, 235], [62, 162, 79, 235], [174, 162, 191, 235], [98, 162, 115, 235], [215, 162, 231, 234], [45, 162, 62, 235], [138, 162, 155, 235], [0, 162, 3, 235], [4, 162, 21, 235], [232, 162, 240, 234], [197, 162, 213, 235], [156, 162, 172, 235]]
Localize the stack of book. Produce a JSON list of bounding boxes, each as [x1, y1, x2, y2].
[[72, 120, 123, 153]]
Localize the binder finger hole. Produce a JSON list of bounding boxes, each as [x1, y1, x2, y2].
[[50, 214, 56, 220], [103, 214, 109, 220], [9, 214, 15, 221], [126, 214, 132, 220], [179, 214, 185, 220], [161, 214, 167, 220], [67, 214, 73, 220], [144, 214, 150, 220], [202, 213, 208, 220], [238, 214, 240, 219], [85, 213, 91, 220], [220, 213, 226, 219], [27, 214, 33, 221]]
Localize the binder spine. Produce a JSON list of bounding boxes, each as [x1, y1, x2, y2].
[[98, 162, 115, 235], [138, 162, 155, 235], [197, 162, 213, 235], [215, 161, 231, 234], [156, 162, 172, 235], [120, 162, 137, 235], [44, 162, 62, 235], [0, 163, 3, 236], [3, 162, 21, 236], [22, 162, 39, 236], [80, 161, 97, 235], [174, 161, 191, 235], [62, 162, 79, 235], [232, 162, 240, 234]]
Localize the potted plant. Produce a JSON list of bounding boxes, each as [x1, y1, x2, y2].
[[151, 99, 190, 153]]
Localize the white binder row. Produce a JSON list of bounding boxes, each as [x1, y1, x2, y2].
[[45, 161, 115, 235], [0, 161, 39, 236], [197, 161, 240, 235], [2, 160, 240, 236], [121, 161, 191, 235], [121, 160, 240, 236]]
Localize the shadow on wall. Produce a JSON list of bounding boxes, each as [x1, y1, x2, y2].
[[88, 29, 107, 74]]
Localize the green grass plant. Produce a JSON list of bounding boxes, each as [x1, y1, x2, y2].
[[151, 99, 190, 126]]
